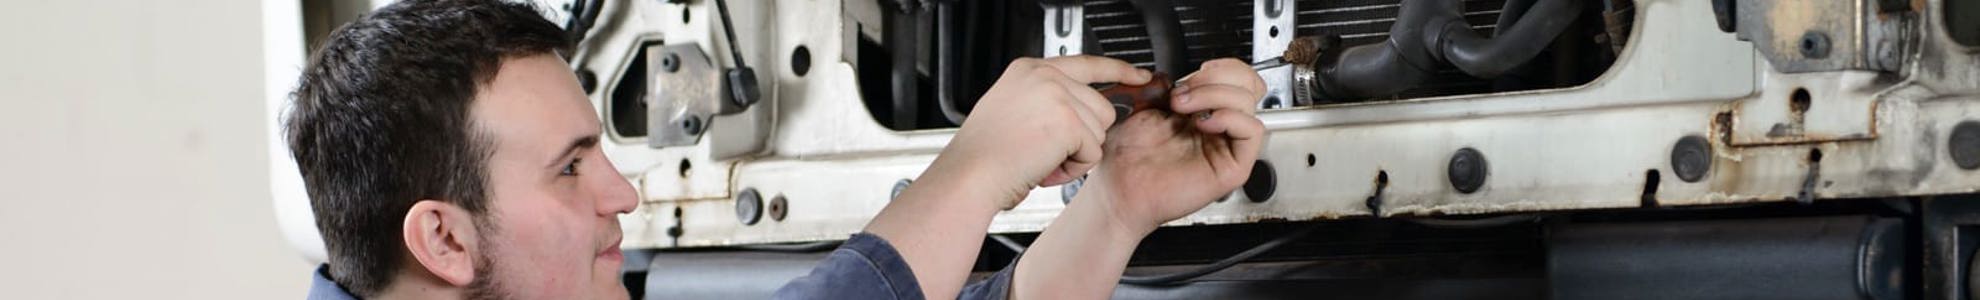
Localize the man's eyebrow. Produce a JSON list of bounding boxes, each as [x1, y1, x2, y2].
[[548, 135, 600, 168]]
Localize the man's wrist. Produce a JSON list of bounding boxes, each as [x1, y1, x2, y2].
[[1067, 182, 1155, 244], [932, 144, 1040, 210], [920, 148, 1025, 212]]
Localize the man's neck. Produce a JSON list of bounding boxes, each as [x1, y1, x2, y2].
[[372, 269, 464, 300]]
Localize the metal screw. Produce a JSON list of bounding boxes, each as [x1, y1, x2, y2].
[[768, 194, 789, 222], [1448, 148, 1488, 194], [891, 179, 913, 200], [660, 52, 681, 72], [1951, 121, 1980, 170], [1061, 176, 1084, 204], [1799, 31, 1831, 59], [735, 188, 763, 225], [680, 116, 703, 135], [1671, 135, 1714, 182]]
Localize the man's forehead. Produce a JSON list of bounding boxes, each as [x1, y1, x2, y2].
[[472, 54, 601, 152]]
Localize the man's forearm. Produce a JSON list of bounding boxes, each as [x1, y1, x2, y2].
[[1011, 185, 1151, 299], [863, 155, 1016, 300]]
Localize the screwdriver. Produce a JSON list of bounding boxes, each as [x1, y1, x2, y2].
[[1095, 58, 1285, 125], [1097, 72, 1175, 122]]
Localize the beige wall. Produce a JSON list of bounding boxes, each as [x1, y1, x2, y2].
[[0, 0, 313, 298]]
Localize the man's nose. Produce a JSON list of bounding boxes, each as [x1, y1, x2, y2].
[[592, 159, 639, 215]]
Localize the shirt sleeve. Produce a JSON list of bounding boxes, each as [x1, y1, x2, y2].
[[956, 255, 1017, 300], [773, 233, 1019, 300], [773, 233, 927, 300]]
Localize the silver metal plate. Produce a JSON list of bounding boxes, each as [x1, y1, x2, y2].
[[647, 44, 723, 148]]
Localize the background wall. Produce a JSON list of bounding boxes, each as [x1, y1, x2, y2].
[[0, 0, 313, 298]]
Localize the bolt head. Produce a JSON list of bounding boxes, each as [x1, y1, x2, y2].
[[735, 188, 763, 225], [1672, 135, 1714, 182], [1951, 121, 1980, 170], [1799, 31, 1831, 59], [1448, 148, 1488, 194]]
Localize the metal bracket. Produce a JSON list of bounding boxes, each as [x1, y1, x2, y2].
[[1730, 0, 1912, 73], [1042, 4, 1083, 57], [1253, 0, 1295, 109], [647, 43, 746, 148]]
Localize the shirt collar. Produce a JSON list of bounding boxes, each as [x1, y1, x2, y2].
[[308, 264, 360, 300]]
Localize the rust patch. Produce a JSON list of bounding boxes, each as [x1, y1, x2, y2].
[[1715, 111, 1736, 146]]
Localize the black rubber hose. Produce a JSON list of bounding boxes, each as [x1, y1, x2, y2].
[[1311, 0, 1580, 99], [1495, 0, 1538, 36], [1129, 0, 1187, 75], [1312, 0, 1450, 99], [1438, 0, 1583, 78]]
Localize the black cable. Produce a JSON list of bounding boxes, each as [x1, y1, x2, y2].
[[934, 1, 969, 124], [1118, 223, 1325, 286], [990, 234, 1026, 253], [1402, 214, 1545, 228], [729, 241, 841, 252], [711, 0, 748, 68], [565, 0, 604, 43]]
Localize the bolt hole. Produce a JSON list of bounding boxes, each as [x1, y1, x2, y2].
[[1269, 26, 1280, 38], [1366, 170, 1390, 213], [678, 159, 693, 178], [1058, 45, 1068, 56], [1808, 148, 1824, 163], [1790, 88, 1812, 117], [667, 206, 684, 238], [791, 45, 812, 77], [1641, 169, 1661, 207], [682, 6, 691, 24], [1306, 153, 1317, 167]]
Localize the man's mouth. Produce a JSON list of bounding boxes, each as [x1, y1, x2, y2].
[[597, 234, 624, 261]]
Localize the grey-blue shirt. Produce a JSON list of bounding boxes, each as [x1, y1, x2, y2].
[[307, 233, 1015, 299]]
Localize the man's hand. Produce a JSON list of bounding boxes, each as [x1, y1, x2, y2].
[[942, 56, 1154, 208], [862, 55, 1149, 300], [1092, 58, 1267, 232], [1013, 58, 1266, 299]]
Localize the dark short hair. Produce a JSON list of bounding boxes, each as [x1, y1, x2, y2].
[[284, 0, 570, 296]]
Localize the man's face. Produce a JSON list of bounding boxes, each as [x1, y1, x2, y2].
[[470, 54, 639, 300]]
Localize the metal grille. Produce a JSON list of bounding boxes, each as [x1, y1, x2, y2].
[[1085, 0, 1512, 98], [1085, 0, 1255, 69]]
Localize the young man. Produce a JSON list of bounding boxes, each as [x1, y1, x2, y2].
[[289, 0, 1263, 299]]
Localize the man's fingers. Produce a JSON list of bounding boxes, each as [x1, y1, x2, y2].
[[1171, 84, 1260, 115], [1180, 58, 1267, 93], [1195, 108, 1267, 165], [1039, 169, 1076, 187], [1062, 92, 1110, 146], [1042, 55, 1153, 85], [1059, 78, 1119, 132], [1043, 128, 1105, 187]]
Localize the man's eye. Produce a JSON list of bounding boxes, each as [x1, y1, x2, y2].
[[560, 158, 582, 176]]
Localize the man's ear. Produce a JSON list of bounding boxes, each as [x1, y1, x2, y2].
[[403, 200, 483, 287]]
